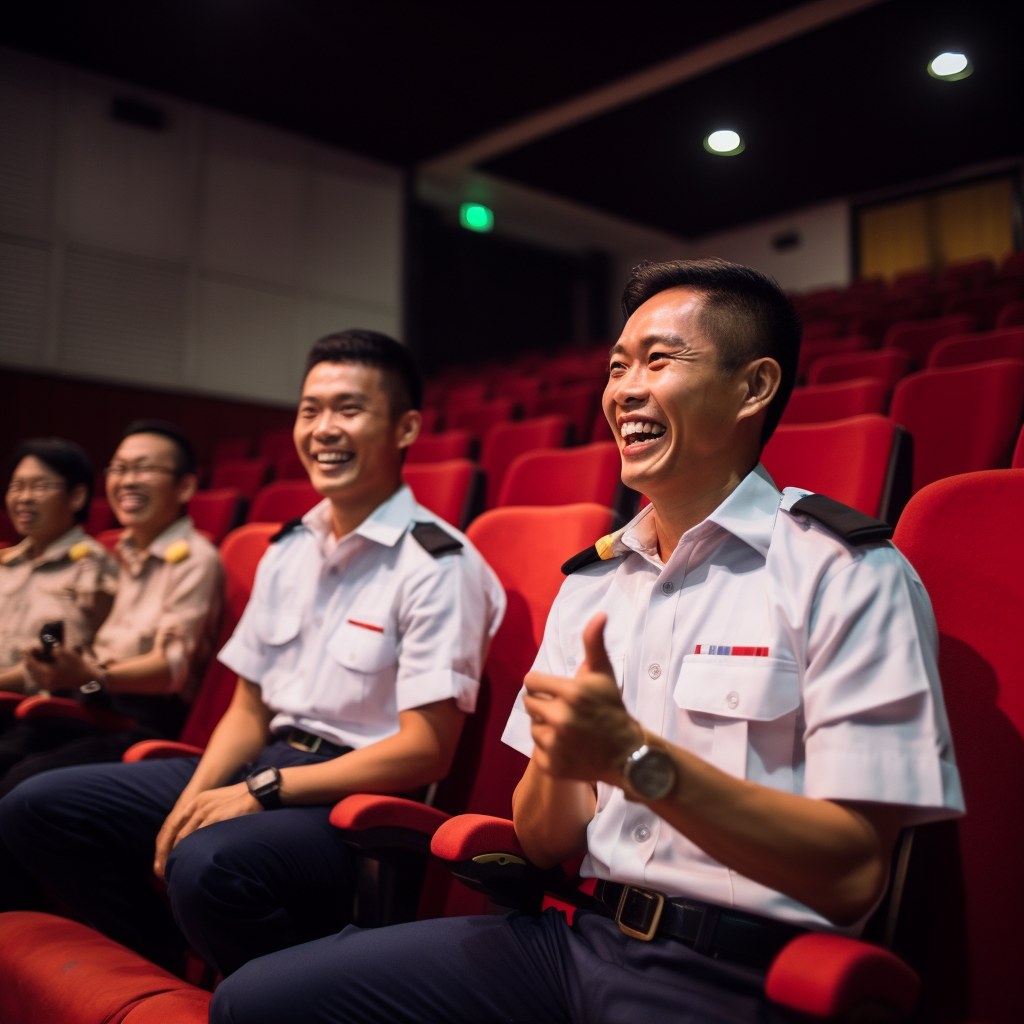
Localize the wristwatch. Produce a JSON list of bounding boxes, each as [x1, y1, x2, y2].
[[79, 669, 111, 708], [622, 744, 677, 800], [246, 766, 283, 810]]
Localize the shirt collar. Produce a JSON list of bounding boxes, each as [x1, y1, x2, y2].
[[1, 525, 89, 568], [302, 484, 417, 552], [118, 515, 194, 565], [618, 463, 781, 564]]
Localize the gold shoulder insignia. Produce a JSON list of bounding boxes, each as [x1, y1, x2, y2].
[[68, 541, 93, 562], [164, 540, 191, 563]]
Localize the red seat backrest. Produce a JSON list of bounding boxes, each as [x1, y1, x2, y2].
[[480, 416, 569, 509], [424, 503, 614, 917], [937, 257, 994, 291], [761, 414, 897, 517], [797, 335, 871, 378], [890, 359, 1024, 493], [178, 522, 279, 748], [85, 496, 116, 536], [927, 327, 1024, 369], [405, 430, 473, 465], [257, 428, 293, 465], [536, 387, 601, 443], [781, 379, 889, 424], [892, 470, 1024, 1024], [995, 300, 1024, 329], [590, 408, 613, 443], [210, 458, 270, 500], [942, 286, 1024, 330], [419, 407, 441, 434], [884, 315, 976, 365], [211, 437, 252, 463], [807, 348, 912, 388], [497, 442, 620, 509], [402, 459, 478, 529], [1014, 423, 1024, 469], [248, 480, 320, 523], [188, 488, 241, 545], [449, 399, 515, 438]]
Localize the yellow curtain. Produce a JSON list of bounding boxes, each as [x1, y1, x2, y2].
[[858, 176, 1016, 281]]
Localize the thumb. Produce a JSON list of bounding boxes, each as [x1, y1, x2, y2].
[[580, 613, 614, 679]]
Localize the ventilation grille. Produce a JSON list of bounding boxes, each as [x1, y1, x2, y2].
[[60, 248, 186, 385], [0, 237, 49, 365]]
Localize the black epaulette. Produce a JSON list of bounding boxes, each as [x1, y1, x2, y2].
[[269, 517, 305, 543], [561, 534, 626, 576], [789, 494, 893, 544], [411, 521, 463, 558]]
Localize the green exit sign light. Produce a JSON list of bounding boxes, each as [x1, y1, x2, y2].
[[459, 202, 494, 233]]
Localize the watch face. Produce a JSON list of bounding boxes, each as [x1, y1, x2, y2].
[[630, 749, 676, 800], [250, 768, 278, 791]]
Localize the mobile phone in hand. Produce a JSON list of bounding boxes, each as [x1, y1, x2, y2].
[[38, 621, 65, 663]]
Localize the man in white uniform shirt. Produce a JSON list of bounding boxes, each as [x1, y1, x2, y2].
[[209, 261, 962, 1024], [0, 331, 505, 979]]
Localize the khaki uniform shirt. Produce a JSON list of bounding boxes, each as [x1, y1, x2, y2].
[[93, 516, 224, 702], [0, 526, 119, 689]]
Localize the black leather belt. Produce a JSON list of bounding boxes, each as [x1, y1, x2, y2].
[[594, 880, 805, 970], [284, 728, 351, 759]]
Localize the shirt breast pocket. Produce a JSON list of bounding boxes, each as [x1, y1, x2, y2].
[[321, 622, 399, 724], [674, 655, 801, 779], [328, 623, 399, 675]]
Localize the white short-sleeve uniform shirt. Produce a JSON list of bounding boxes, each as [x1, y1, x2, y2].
[[502, 464, 963, 934], [220, 485, 506, 750]]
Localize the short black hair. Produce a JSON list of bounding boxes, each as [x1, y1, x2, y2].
[[9, 438, 94, 524], [303, 330, 422, 416], [120, 420, 197, 477], [622, 258, 802, 444]]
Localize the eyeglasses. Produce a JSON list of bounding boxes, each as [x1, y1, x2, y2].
[[6, 479, 65, 497], [104, 462, 178, 480]]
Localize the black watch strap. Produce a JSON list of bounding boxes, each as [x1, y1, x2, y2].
[[246, 765, 282, 810]]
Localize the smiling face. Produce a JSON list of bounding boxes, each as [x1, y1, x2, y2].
[[5, 456, 84, 546], [294, 361, 420, 507], [105, 433, 195, 538], [604, 286, 773, 501]]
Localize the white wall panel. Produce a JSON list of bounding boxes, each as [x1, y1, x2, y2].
[[59, 248, 186, 385], [0, 237, 49, 366], [196, 278, 301, 402]]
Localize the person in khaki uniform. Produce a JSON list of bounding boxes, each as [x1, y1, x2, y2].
[[0, 438, 118, 696], [0, 421, 223, 799]]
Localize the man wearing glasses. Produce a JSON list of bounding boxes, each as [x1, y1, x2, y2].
[[0, 420, 223, 794]]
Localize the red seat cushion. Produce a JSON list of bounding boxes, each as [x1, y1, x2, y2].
[[925, 326, 1024, 369], [883, 314, 976, 366], [781, 379, 889, 424]]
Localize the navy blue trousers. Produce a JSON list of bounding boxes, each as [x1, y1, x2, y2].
[[0, 739, 355, 977], [210, 908, 787, 1024]]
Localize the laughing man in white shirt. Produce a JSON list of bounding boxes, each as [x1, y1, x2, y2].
[[209, 261, 962, 1024]]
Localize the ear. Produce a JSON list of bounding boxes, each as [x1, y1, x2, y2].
[[175, 473, 199, 505], [395, 409, 422, 451], [736, 357, 781, 425], [69, 483, 88, 515]]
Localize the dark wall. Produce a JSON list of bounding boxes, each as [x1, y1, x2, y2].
[[409, 206, 610, 373], [1, 368, 294, 476]]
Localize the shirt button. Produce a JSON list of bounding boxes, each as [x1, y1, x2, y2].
[[661, 581, 674, 594], [648, 663, 661, 679], [633, 824, 652, 843], [726, 691, 740, 710]]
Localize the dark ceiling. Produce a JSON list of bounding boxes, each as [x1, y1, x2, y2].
[[1, 0, 1020, 240]]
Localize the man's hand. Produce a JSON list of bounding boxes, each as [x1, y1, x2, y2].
[[523, 613, 644, 784], [24, 643, 95, 691], [153, 784, 261, 878]]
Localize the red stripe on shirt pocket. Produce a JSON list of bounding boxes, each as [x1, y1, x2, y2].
[[347, 619, 385, 633]]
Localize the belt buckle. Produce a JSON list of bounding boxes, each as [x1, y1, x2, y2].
[[615, 885, 665, 941], [288, 730, 322, 754]]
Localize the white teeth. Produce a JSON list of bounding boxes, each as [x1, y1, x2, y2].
[[621, 421, 666, 440], [316, 452, 351, 463]]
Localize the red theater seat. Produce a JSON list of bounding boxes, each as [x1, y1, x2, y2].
[[884, 315, 976, 366], [211, 436, 251, 464], [995, 300, 1024, 328], [449, 398, 515, 438], [209, 457, 270, 500], [762, 415, 910, 522], [85, 496, 116, 536], [807, 348, 912, 388], [480, 416, 569, 508], [926, 327, 1024, 368], [247, 480, 320, 523], [187, 488, 241, 545], [419, 406, 440, 434], [999, 251, 1024, 279], [405, 430, 473, 464], [496, 442, 620, 509], [256, 428, 294, 476], [942, 285, 1024, 329], [797, 335, 872, 379], [536, 386, 601, 443], [890, 359, 1024, 493], [402, 459, 481, 529], [1014, 423, 1024, 469], [0, 511, 19, 545], [801, 320, 843, 341], [891, 269, 933, 293], [937, 257, 994, 292], [781, 379, 889, 424]]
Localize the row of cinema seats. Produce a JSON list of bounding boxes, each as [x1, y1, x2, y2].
[[1, 466, 1022, 1024]]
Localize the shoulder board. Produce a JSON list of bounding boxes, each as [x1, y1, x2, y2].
[[411, 521, 462, 558], [561, 532, 624, 575], [789, 493, 892, 544], [269, 517, 305, 543]]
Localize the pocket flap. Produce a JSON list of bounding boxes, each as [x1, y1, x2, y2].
[[674, 656, 800, 721], [254, 609, 301, 647], [328, 622, 398, 674]]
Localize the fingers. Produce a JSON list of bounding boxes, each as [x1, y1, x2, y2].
[[581, 613, 614, 678], [524, 671, 571, 698]]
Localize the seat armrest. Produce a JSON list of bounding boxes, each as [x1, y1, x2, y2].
[[0, 692, 25, 714], [330, 793, 450, 835], [765, 932, 920, 1019], [15, 695, 138, 733], [430, 813, 527, 862], [123, 740, 205, 763]]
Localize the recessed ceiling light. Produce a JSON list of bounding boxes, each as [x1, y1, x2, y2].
[[928, 52, 973, 81], [704, 130, 745, 156]]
